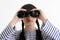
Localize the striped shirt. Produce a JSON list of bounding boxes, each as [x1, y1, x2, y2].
[[0, 19, 60, 40]]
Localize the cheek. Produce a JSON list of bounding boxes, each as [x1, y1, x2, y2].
[[33, 19, 36, 23], [31, 18, 37, 23], [22, 18, 29, 24], [33, 18, 37, 21]]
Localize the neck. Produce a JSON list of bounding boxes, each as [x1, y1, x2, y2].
[[25, 24, 38, 30]]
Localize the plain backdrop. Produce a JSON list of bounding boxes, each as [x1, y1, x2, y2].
[[0, 0, 60, 34]]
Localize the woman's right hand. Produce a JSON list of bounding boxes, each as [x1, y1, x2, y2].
[[10, 9, 26, 28], [10, 14, 21, 28]]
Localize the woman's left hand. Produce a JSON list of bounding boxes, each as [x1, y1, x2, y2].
[[31, 9, 47, 23]]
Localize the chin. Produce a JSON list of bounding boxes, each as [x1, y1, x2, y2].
[[28, 22, 33, 24], [27, 23, 33, 25]]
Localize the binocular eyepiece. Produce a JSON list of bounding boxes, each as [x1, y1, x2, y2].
[[17, 10, 40, 18]]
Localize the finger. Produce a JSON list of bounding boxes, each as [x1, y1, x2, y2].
[[31, 9, 38, 11], [20, 9, 27, 11]]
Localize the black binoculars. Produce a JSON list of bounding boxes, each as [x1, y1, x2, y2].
[[17, 10, 40, 18]]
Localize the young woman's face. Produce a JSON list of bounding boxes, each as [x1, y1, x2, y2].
[[21, 8, 37, 26]]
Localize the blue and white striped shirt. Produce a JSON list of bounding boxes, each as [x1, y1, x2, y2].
[[0, 19, 60, 40]]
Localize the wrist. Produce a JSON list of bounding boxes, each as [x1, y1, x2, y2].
[[42, 18, 47, 24], [10, 19, 19, 27]]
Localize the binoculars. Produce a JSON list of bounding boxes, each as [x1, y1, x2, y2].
[[17, 10, 40, 18]]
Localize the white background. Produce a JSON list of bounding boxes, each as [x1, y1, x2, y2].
[[0, 0, 60, 34]]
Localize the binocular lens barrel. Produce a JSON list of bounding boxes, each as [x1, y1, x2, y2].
[[17, 10, 40, 18]]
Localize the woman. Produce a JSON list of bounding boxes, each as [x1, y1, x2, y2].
[[0, 4, 60, 40]]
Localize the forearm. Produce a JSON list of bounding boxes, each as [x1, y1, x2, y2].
[[10, 19, 19, 28], [41, 17, 47, 24], [39, 16, 47, 24], [0, 23, 16, 39], [41, 19, 60, 40]]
